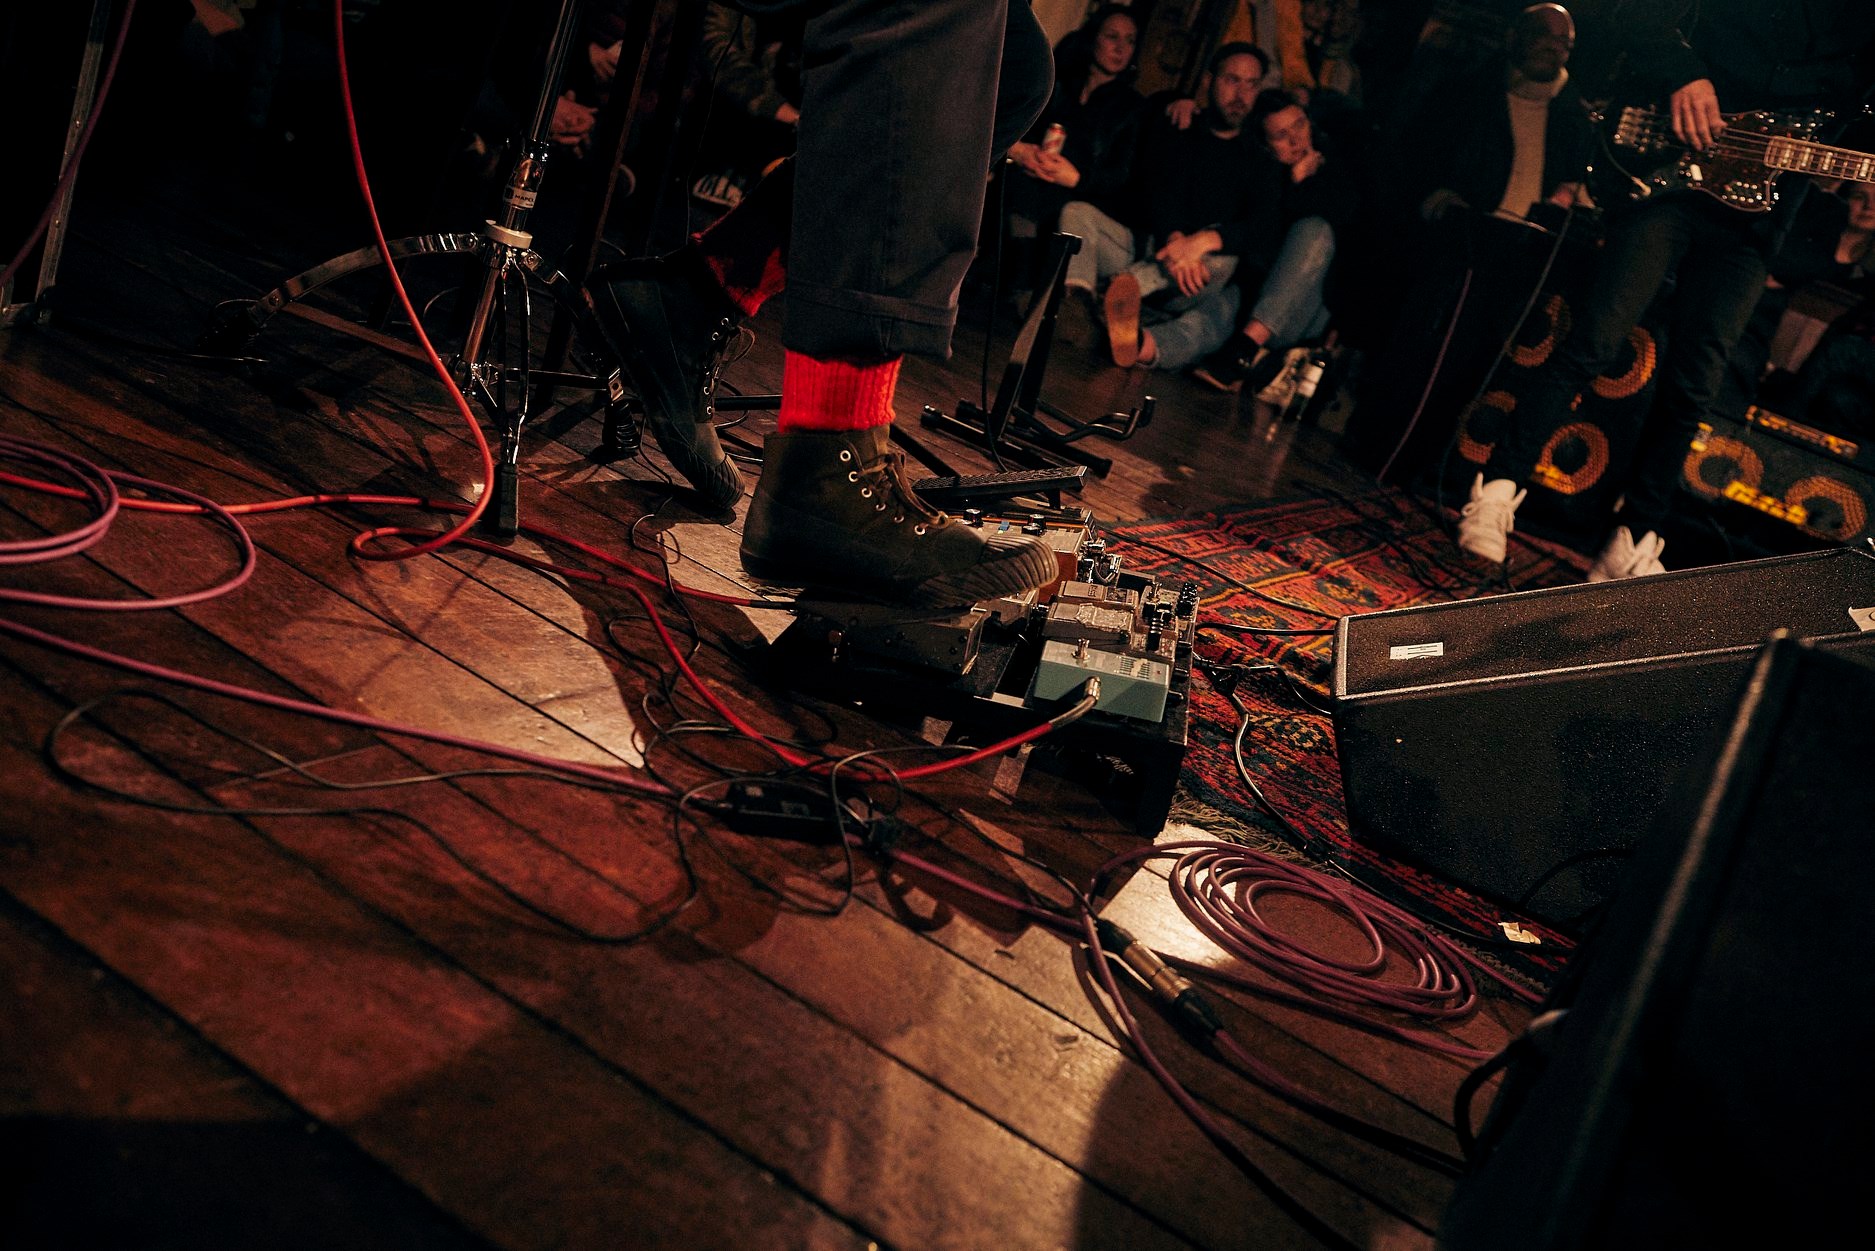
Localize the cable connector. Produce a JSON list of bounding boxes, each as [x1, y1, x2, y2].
[[714, 781, 850, 844], [1095, 918, 1223, 1039], [861, 813, 905, 854]]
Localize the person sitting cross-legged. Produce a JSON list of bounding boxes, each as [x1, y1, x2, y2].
[[1054, 42, 1276, 371], [1189, 89, 1360, 395]]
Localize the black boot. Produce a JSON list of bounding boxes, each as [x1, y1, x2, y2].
[[584, 253, 745, 512], [740, 426, 1057, 605]]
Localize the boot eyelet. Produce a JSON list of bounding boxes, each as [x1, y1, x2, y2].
[[913, 524, 927, 535], [839, 450, 852, 463], [860, 487, 873, 498], [848, 471, 860, 482], [894, 515, 905, 525], [874, 501, 887, 511]]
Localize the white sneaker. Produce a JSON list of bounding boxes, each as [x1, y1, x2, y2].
[[1255, 346, 1311, 406], [1586, 526, 1667, 582], [1456, 474, 1527, 563]]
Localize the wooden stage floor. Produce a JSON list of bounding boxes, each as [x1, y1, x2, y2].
[[0, 147, 1540, 1250]]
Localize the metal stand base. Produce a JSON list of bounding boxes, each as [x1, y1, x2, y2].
[[191, 0, 633, 538], [919, 231, 1155, 479]]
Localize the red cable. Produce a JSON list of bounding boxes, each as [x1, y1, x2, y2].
[[329, 0, 494, 559]]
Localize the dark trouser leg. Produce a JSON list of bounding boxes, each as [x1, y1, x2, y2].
[[1483, 202, 1694, 489], [740, 1, 1057, 603], [785, 0, 1052, 361], [1616, 217, 1768, 537]]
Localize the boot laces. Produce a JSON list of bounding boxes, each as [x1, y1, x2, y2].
[[851, 446, 947, 533]]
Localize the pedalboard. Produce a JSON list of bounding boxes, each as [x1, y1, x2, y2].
[[772, 514, 1196, 834]]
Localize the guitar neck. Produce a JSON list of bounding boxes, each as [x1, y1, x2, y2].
[[1764, 137, 1875, 183]]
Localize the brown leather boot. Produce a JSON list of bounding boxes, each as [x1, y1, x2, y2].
[[740, 427, 1055, 605]]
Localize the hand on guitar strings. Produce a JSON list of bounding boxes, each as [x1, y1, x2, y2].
[[1671, 77, 1724, 150]]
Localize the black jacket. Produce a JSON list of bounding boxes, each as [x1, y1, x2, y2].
[[1393, 68, 1595, 223], [1112, 103, 1281, 259], [1622, 0, 1875, 112]]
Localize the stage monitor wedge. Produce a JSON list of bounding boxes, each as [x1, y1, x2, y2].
[[1438, 634, 1875, 1249], [1332, 547, 1875, 925]]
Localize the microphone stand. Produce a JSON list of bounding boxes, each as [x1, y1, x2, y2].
[[199, 0, 634, 536]]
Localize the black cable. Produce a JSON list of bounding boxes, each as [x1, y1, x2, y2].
[[44, 691, 681, 944], [1430, 202, 1579, 540], [1513, 846, 1631, 913], [1103, 528, 1342, 622], [1453, 1039, 1519, 1161]]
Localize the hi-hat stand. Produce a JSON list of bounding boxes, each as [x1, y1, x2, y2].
[[198, 0, 636, 536], [919, 230, 1155, 479]]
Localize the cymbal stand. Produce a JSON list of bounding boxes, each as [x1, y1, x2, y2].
[[199, 0, 634, 536]]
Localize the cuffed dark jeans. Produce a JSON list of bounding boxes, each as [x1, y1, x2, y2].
[[784, 0, 1052, 361], [1483, 196, 1770, 539]]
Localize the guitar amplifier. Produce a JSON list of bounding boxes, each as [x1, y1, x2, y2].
[[1678, 403, 1875, 552], [1447, 289, 1661, 535], [1332, 548, 1875, 927]]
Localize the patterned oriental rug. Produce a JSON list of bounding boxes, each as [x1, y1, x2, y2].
[[1103, 489, 1590, 979]]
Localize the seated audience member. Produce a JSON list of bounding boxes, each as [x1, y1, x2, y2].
[[1393, 3, 1591, 228], [1300, 0, 1365, 107], [1346, 4, 1592, 471], [693, 2, 805, 206], [1002, 2, 1144, 269], [1725, 180, 1875, 414], [1189, 89, 1360, 393], [1452, 0, 1875, 581], [1056, 42, 1276, 372]]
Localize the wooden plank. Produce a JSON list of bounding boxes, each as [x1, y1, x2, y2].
[[0, 901, 489, 1250], [0, 406, 1432, 1245], [0, 670, 875, 1251], [3, 315, 1492, 1245]]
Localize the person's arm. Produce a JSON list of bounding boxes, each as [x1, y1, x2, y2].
[[1155, 228, 1225, 295], [1618, 1, 1719, 146], [700, 5, 793, 122], [1287, 152, 1359, 231], [1210, 158, 1286, 269]]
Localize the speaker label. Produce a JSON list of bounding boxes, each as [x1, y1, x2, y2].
[[1389, 642, 1446, 660], [1851, 606, 1875, 633]]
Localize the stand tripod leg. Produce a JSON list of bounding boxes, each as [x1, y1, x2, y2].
[[197, 227, 633, 537]]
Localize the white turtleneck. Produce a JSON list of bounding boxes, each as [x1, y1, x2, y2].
[[1500, 68, 1569, 218]]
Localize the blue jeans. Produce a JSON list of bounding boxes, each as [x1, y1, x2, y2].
[[1149, 216, 1336, 373], [1056, 199, 1243, 371], [1247, 216, 1336, 349], [1482, 196, 1769, 538], [1056, 200, 1239, 297]]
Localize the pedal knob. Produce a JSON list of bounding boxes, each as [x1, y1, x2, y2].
[[963, 507, 984, 527], [1023, 514, 1047, 535]]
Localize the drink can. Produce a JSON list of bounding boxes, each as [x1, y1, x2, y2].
[[1042, 123, 1066, 155]]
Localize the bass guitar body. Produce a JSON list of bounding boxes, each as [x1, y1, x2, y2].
[[1591, 106, 1865, 213]]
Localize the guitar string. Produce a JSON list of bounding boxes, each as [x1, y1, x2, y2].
[[1621, 117, 1870, 172], [1623, 110, 1870, 166]]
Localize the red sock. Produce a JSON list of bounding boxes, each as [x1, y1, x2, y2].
[[778, 352, 901, 432]]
